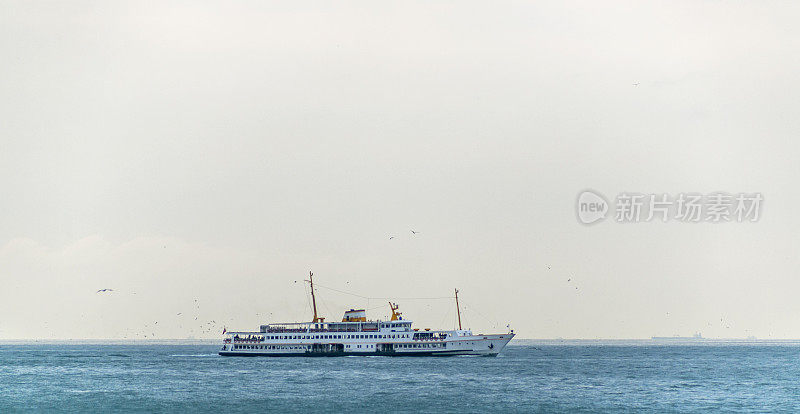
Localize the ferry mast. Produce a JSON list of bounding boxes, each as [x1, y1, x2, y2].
[[307, 271, 324, 323], [455, 288, 462, 330]]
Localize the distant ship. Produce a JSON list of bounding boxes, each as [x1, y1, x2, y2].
[[219, 272, 514, 357], [651, 332, 704, 340]]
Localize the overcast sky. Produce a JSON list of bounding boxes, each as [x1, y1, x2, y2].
[[1, 1, 799, 339]]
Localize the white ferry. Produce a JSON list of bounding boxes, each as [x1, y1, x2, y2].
[[219, 272, 514, 357]]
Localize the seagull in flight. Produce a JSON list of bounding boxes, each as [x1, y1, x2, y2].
[[96, 289, 113, 293], [389, 236, 395, 240], [410, 230, 420, 235]]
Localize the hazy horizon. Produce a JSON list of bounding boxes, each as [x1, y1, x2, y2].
[[2, 1, 800, 340]]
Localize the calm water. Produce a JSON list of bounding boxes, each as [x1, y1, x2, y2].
[[2, 342, 800, 412]]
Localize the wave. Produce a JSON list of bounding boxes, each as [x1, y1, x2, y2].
[[169, 354, 216, 357]]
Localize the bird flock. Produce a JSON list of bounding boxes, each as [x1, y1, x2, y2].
[[93, 289, 229, 340]]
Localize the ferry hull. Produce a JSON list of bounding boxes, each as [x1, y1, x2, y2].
[[219, 351, 491, 357], [218, 334, 513, 357]]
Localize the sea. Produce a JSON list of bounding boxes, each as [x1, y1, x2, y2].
[[2, 340, 800, 413]]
